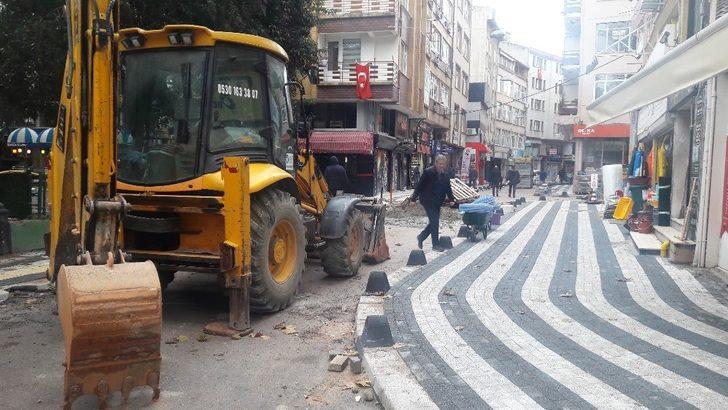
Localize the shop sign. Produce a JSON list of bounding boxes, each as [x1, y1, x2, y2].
[[548, 148, 558, 156], [574, 124, 630, 139], [461, 148, 473, 177]]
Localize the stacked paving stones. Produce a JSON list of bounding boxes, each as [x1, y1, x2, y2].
[[371, 200, 728, 408]]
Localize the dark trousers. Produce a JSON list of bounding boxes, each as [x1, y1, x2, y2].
[[491, 185, 500, 197], [418, 204, 441, 246], [509, 184, 517, 197]]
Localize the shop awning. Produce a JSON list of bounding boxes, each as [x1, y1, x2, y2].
[[307, 131, 374, 155], [466, 141, 491, 154], [7, 127, 38, 146], [586, 13, 728, 126], [37, 128, 54, 146]]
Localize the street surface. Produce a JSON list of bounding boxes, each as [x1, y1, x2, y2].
[[385, 199, 728, 408], [0, 206, 458, 409]]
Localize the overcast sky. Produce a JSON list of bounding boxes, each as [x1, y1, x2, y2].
[[475, 0, 565, 56]]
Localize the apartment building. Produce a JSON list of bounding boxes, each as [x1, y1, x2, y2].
[[424, 0, 455, 167], [493, 49, 528, 166], [449, 0, 473, 173], [465, 6, 502, 184], [503, 42, 567, 180], [561, 0, 643, 173], [310, 0, 426, 194]]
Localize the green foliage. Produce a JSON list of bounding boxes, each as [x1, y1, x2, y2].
[[0, 0, 67, 126], [0, 0, 320, 127]]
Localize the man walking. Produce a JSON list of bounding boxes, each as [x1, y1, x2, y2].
[[410, 155, 455, 251], [324, 156, 348, 196], [488, 165, 502, 197], [506, 165, 520, 198], [468, 164, 478, 188]]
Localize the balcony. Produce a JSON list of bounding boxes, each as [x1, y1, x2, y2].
[[316, 61, 399, 102], [637, 0, 665, 12], [322, 0, 398, 17], [318, 61, 397, 84], [558, 99, 578, 116], [562, 50, 580, 67], [564, 0, 581, 16]]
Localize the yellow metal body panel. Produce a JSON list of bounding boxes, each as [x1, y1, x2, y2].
[[295, 155, 329, 216], [118, 163, 293, 195], [221, 157, 252, 330], [118, 25, 288, 62]]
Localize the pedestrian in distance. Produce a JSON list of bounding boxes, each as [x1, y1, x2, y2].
[[324, 155, 348, 197], [489, 165, 502, 197], [409, 155, 455, 252], [506, 166, 520, 198], [468, 164, 478, 188], [539, 169, 547, 184]]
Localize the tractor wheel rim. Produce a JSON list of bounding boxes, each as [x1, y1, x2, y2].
[[268, 219, 297, 284]]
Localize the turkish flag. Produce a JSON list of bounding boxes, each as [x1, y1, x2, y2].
[[355, 63, 372, 100]]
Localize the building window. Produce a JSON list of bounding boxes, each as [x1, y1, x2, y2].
[[401, 42, 409, 76], [595, 73, 631, 98], [596, 21, 637, 53], [456, 24, 462, 50], [455, 65, 461, 90], [461, 109, 467, 133], [327, 42, 339, 70], [530, 120, 543, 132], [424, 68, 432, 103], [532, 77, 545, 90], [531, 99, 545, 111], [463, 35, 470, 59], [532, 55, 544, 68], [342, 39, 361, 66], [462, 73, 469, 95]]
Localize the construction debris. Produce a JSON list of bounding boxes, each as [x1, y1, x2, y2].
[[328, 355, 349, 372]]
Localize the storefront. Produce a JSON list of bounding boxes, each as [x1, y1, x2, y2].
[[465, 141, 491, 185], [573, 124, 630, 172], [307, 130, 398, 197]]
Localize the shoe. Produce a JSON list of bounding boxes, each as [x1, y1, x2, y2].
[[417, 238, 423, 249], [432, 245, 445, 252]]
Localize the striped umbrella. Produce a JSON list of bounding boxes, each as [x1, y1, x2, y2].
[[37, 128, 54, 146], [7, 127, 39, 146]]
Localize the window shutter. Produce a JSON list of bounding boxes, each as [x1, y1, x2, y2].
[[718, 0, 728, 19]]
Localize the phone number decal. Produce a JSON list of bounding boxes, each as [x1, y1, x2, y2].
[[217, 84, 259, 99]]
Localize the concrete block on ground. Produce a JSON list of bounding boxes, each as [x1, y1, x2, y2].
[[0, 289, 8, 303], [365, 271, 390, 295], [457, 225, 471, 238], [328, 354, 349, 372], [629, 231, 662, 255], [359, 315, 394, 348], [438, 236, 453, 249], [539, 195, 547, 201], [329, 350, 343, 361], [350, 356, 362, 374], [407, 250, 427, 266]]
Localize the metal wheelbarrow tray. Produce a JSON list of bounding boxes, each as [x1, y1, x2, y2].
[[462, 211, 493, 242]]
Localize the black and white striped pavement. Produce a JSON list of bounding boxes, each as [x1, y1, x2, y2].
[[383, 200, 728, 409]]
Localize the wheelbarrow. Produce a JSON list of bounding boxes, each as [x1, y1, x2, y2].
[[462, 211, 492, 242]]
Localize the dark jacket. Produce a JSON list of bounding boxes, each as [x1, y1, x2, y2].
[[506, 169, 520, 185], [324, 157, 348, 193], [411, 166, 455, 207], [468, 167, 478, 181], [488, 167, 502, 185]]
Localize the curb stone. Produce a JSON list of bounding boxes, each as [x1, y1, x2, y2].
[[354, 239, 465, 409]]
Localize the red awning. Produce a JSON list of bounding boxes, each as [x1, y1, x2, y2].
[[307, 131, 374, 155], [466, 142, 491, 154]]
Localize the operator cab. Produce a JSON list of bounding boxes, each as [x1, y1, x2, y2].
[[116, 26, 297, 189]]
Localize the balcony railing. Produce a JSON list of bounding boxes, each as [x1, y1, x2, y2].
[[318, 61, 398, 84], [322, 0, 398, 17], [562, 51, 580, 66]]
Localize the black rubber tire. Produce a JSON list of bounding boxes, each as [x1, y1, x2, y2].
[[158, 270, 175, 291], [249, 189, 306, 313], [321, 210, 366, 277]]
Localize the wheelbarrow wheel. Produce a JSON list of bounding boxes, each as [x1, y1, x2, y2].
[[469, 227, 479, 242]]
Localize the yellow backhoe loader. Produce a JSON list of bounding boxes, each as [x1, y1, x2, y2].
[[48, 1, 388, 408]]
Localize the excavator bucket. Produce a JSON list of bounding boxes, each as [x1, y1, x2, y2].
[[360, 202, 390, 264], [57, 260, 162, 409]]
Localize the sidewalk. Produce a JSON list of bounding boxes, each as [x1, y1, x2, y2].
[[356, 198, 728, 408]]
